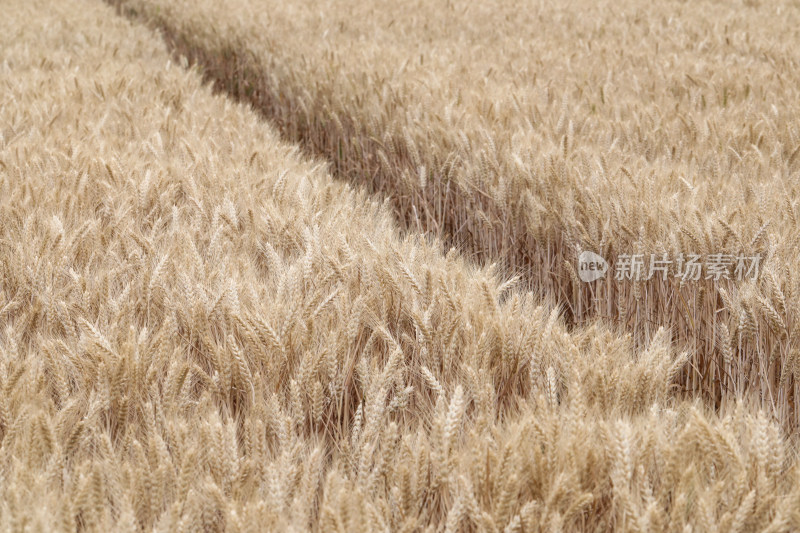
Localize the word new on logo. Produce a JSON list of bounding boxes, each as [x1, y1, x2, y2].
[[578, 251, 608, 282]]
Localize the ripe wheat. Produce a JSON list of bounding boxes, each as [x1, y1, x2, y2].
[[109, 0, 800, 428], [2, 0, 800, 531]]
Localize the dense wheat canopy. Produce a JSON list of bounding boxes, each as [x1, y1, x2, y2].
[[107, 0, 800, 428], [3, 0, 800, 530]]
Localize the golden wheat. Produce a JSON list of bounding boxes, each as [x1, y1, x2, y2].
[[3, 0, 800, 531], [107, 0, 800, 428]]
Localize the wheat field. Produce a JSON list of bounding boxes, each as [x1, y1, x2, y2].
[[2, 0, 800, 531], [106, 0, 800, 429]]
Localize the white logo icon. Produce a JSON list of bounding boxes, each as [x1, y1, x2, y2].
[[578, 251, 608, 282]]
